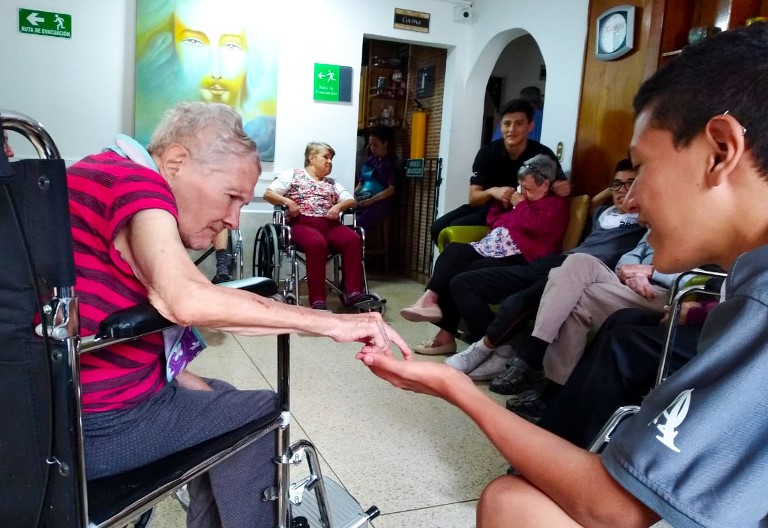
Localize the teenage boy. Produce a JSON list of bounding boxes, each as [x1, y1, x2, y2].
[[430, 99, 569, 244]]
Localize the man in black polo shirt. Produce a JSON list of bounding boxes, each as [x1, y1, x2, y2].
[[430, 99, 569, 244]]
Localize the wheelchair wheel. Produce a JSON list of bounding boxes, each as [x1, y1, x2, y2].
[[253, 224, 280, 280]]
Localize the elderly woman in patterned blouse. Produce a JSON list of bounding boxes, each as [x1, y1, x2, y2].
[[264, 141, 373, 310]]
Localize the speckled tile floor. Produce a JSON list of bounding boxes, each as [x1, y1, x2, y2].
[[142, 274, 509, 528]]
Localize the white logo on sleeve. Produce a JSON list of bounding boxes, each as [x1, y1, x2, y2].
[[650, 389, 693, 453]]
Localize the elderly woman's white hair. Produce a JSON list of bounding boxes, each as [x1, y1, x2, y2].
[[517, 154, 558, 186], [147, 101, 261, 171]]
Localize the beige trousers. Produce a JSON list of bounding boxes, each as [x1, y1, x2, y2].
[[532, 253, 668, 384]]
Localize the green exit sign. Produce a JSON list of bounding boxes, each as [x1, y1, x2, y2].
[[19, 8, 72, 39], [313, 63, 353, 103]]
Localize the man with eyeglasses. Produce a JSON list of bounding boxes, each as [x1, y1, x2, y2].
[[441, 159, 645, 382]]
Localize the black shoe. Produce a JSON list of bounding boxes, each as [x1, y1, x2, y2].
[[212, 272, 232, 284], [489, 357, 543, 396], [344, 292, 376, 307], [506, 388, 548, 423]]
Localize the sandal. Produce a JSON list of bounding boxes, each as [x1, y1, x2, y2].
[[489, 357, 543, 396]]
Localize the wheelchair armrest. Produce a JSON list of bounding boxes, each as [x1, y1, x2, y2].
[[96, 277, 277, 340]]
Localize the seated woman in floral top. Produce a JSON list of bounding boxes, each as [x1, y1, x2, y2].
[[264, 141, 373, 310], [400, 154, 570, 342]]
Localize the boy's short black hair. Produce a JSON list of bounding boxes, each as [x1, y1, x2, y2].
[[499, 99, 535, 123], [634, 22, 768, 177], [614, 158, 634, 173]]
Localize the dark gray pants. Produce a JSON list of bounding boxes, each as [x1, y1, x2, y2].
[[84, 378, 278, 527]]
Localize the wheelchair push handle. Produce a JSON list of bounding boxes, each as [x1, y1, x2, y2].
[[0, 108, 61, 159]]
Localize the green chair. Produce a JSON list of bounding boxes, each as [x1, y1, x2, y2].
[[436, 194, 592, 254]]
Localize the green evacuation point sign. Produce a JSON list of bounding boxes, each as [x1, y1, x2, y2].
[[19, 8, 72, 39]]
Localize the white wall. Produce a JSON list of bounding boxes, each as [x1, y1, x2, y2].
[[1, 0, 589, 217], [492, 33, 545, 106]]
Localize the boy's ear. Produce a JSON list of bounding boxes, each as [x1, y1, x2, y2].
[[704, 114, 746, 182]]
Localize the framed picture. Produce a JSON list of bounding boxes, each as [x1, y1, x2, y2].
[[595, 5, 636, 61]]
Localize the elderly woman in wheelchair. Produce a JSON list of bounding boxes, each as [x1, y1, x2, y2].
[[37, 102, 410, 527], [263, 141, 379, 311]]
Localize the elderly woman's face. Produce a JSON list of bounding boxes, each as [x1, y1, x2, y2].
[[174, 0, 248, 106], [519, 174, 550, 202], [172, 153, 259, 250], [308, 150, 333, 179]]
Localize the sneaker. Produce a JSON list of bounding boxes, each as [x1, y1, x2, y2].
[[489, 357, 543, 396], [445, 340, 493, 373], [211, 272, 232, 284], [413, 339, 456, 356], [505, 388, 548, 423], [468, 351, 512, 381], [400, 304, 443, 323]]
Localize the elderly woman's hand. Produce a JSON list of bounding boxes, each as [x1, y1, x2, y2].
[[325, 311, 413, 360], [286, 200, 300, 218], [326, 204, 343, 220]]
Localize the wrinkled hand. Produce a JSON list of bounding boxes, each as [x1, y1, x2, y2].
[[489, 186, 515, 203], [660, 301, 701, 326], [175, 371, 213, 391], [552, 179, 573, 197], [508, 192, 524, 206], [617, 264, 654, 282], [286, 201, 300, 218], [356, 352, 472, 402], [326, 205, 342, 220], [625, 275, 656, 299], [325, 312, 413, 359]]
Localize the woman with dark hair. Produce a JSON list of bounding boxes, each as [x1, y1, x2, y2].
[[354, 127, 399, 232]]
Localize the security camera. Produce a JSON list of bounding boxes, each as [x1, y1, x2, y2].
[[454, 6, 473, 23]]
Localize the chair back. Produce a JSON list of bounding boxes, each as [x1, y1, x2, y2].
[[0, 110, 83, 525], [561, 194, 590, 252]]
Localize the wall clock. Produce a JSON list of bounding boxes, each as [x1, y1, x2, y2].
[[595, 5, 636, 61]]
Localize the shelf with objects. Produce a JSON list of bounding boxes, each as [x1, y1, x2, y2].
[[655, 0, 767, 68], [364, 40, 410, 129]]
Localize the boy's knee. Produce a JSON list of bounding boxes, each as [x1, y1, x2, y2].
[[477, 476, 530, 525]]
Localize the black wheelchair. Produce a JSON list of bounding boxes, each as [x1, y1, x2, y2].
[[253, 206, 386, 314], [0, 110, 379, 528]]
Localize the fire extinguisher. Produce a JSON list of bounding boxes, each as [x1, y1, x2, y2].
[[410, 99, 427, 159]]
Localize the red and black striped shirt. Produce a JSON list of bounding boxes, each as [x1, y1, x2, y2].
[[68, 150, 178, 412]]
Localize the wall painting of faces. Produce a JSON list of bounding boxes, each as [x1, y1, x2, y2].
[[135, 0, 279, 160]]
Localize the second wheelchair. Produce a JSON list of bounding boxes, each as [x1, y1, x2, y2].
[[254, 205, 386, 314]]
